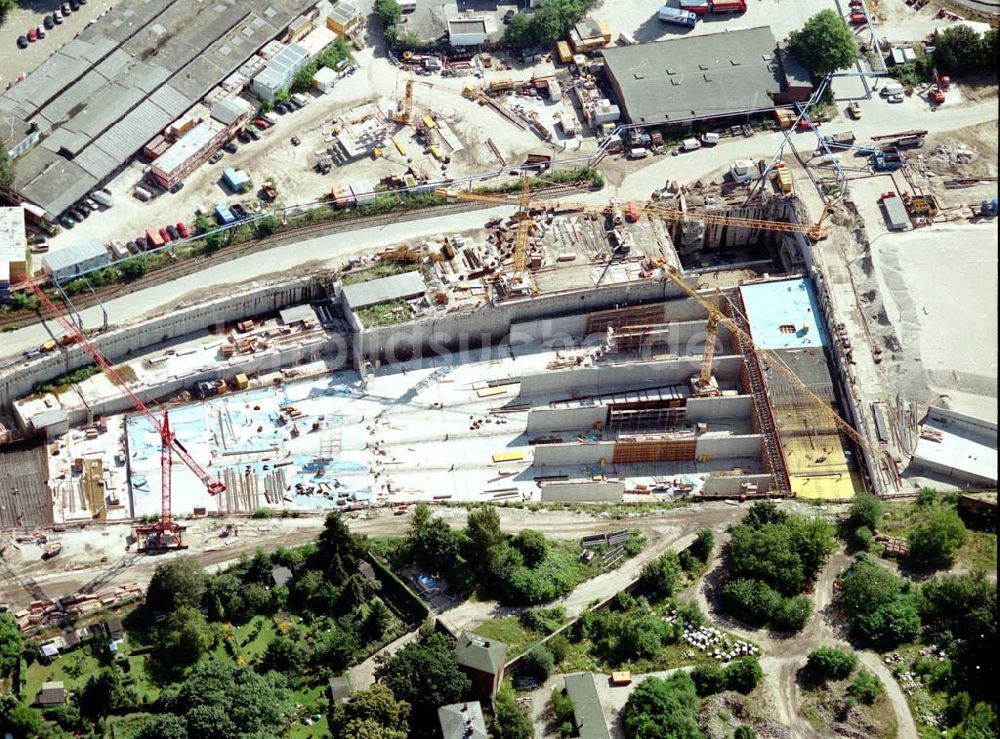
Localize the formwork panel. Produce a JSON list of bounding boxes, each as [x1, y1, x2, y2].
[[611, 438, 697, 463]]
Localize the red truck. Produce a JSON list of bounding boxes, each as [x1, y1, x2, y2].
[[711, 0, 747, 12], [144, 227, 166, 249], [679, 0, 709, 13]]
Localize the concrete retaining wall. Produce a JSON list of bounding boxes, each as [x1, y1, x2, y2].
[[357, 277, 689, 367], [686, 394, 754, 421], [532, 441, 615, 467], [540, 480, 625, 502], [517, 355, 744, 398], [1, 278, 324, 411], [701, 474, 774, 496], [526, 406, 608, 434], [694, 434, 762, 458]]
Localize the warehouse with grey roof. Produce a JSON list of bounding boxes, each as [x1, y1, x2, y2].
[[600, 27, 813, 127], [0, 0, 315, 219]]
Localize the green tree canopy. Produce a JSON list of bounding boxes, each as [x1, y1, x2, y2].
[[374, 632, 471, 731], [0, 613, 24, 677], [789, 10, 857, 76], [493, 683, 534, 739], [328, 684, 410, 739], [837, 554, 921, 648], [848, 492, 883, 531], [908, 507, 968, 569], [146, 558, 207, 612], [374, 0, 402, 28], [934, 25, 988, 72], [638, 551, 682, 600], [805, 646, 857, 682], [621, 672, 702, 739], [134, 713, 189, 739]]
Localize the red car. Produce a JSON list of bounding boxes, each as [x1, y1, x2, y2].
[[159, 226, 172, 243], [176, 221, 189, 238], [850, 12, 867, 23], [27, 28, 38, 42], [796, 119, 820, 131], [253, 117, 270, 129]]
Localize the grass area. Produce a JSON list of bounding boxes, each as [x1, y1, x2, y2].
[[32, 364, 102, 394], [286, 684, 329, 738], [340, 261, 420, 286], [355, 299, 411, 328], [797, 675, 898, 739], [958, 530, 997, 571], [212, 615, 278, 667], [474, 611, 571, 658], [878, 499, 997, 571]]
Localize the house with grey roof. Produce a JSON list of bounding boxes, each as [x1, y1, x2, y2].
[[455, 632, 507, 700], [438, 701, 488, 739]]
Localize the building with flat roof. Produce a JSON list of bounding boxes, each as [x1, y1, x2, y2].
[[341, 271, 426, 311], [41, 238, 110, 283], [600, 27, 813, 127], [569, 17, 611, 53], [327, 1, 362, 37], [448, 18, 489, 46], [147, 120, 228, 190], [252, 42, 312, 101], [438, 702, 487, 739], [912, 407, 997, 487], [0, 0, 315, 219], [0, 207, 27, 303]]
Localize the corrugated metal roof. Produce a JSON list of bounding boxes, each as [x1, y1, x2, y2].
[[42, 238, 108, 274], [152, 120, 224, 174], [91, 99, 175, 162], [210, 97, 252, 125], [342, 271, 427, 310], [73, 146, 121, 180]]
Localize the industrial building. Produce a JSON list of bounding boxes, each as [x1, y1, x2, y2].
[[448, 18, 490, 47], [251, 42, 312, 101], [147, 120, 227, 191], [911, 407, 997, 487], [0, 207, 27, 304], [326, 1, 362, 37], [0, 0, 316, 219], [600, 27, 814, 127], [41, 239, 110, 283]]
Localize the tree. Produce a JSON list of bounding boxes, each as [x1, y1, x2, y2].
[[691, 663, 726, 696], [0, 613, 24, 677], [804, 646, 857, 682], [146, 558, 207, 612], [328, 684, 410, 739], [521, 645, 556, 680], [743, 501, 787, 529], [621, 672, 702, 739], [466, 506, 503, 554], [934, 25, 986, 73], [848, 669, 883, 704], [957, 703, 997, 739], [78, 669, 128, 723], [0, 146, 15, 192], [691, 529, 715, 563], [375, 632, 471, 730], [513, 529, 549, 567], [134, 713, 189, 739], [493, 683, 533, 739], [909, 507, 968, 568], [155, 606, 214, 667], [374, 0, 402, 27], [260, 633, 309, 675], [735, 727, 757, 739], [119, 258, 147, 281], [504, 13, 532, 45], [638, 551, 682, 600], [0, 697, 42, 737], [255, 215, 279, 237], [789, 10, 857, 76], [837, 555, 921, 648], [724, 656, 763, 693], [849, 493, 883, 531]]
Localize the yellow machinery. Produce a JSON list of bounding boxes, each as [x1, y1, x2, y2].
[[695, 308, 721, 396], [393, 79, 414, 125]]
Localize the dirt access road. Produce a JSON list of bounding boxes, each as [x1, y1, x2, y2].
[[692, 542, 918, 738]]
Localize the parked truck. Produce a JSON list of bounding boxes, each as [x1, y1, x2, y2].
[[710, 0, 747, 12], [820, 131, 856, 150], [144, 227, 165, 249], [658, 6, 698, 27], [679, 0, 709, 13]]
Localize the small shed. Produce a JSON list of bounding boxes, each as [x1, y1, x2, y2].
[[36, 681, 66, 706], [313, 66, 337, 93], [106, 616, 125, 640], [38, 643, 59, 661], [357, 560, 378, 582], [328, 675, 353, 704], [271, 565, 294, 588], [880, 195, 910, 231], [223, 168, 251, 193]]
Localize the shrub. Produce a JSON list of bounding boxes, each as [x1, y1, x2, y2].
[[805, 647, 857, 682], [691, 663, 726, 696], [848, 669, 882, 704], [908, 508, 968, 569], [548, 634, 570, 664], [520, 645, 555, 680], [723, 656, 763, 694], [550, 688, 574, 725]]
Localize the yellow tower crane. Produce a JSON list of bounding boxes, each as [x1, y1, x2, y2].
[[696, 307, 722, 397]]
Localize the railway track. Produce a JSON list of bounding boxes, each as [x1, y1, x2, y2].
[[0, 185, 589, 334]]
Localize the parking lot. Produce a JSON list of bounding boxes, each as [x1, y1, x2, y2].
[[0, 0, 112, 89]]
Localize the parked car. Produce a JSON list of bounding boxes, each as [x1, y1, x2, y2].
[[237, 129, 252, 143], [135, 236, 147, 251], [247, 127, 261, 141], [59, 215, 76, 229], [84, 198, 100, 211], [125, 240, 138, 254], [44, 16, 55, 30], [54, 10, 64, 23], [223, 141, 238, 154], [36, 26, 45, 39], [28, 233, 47, 245], [290, 136, 301, 146], [176, 221, 189, 238], [159, 227, 172, 243], [888, 93, 904, 103], [275, 102, 289, 114], [285, 99, 301, 111], [17, 35, 28, 48], [209, 151, 224, 164], [170, 181, 184, 193], [70, 0, 80, 9], [166, 225, 180, 241], [27, 28, 38, 42], [253, 117, 270, 129], [62, 2, 72, 13], [70, 207, 88, 220], [230, 203, 249, 220]]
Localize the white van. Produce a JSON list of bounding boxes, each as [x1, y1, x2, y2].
[[701, 132, 720, 146], [681, 138, 701, 151], [879, 83, 904, 98], [92, 190, 113, 208], [263, 111, 279, 126], [291, 93, 310, 108]]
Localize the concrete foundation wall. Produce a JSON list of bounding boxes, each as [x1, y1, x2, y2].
[[357, 277, 689, 366], [518, 355, 744, 398], [540, 480, 624, 502], [526, 406, 608, 434], [686, 395, 754, 421], [701, 474, 774, 496], [694, 434, 762, 458], [1, 277, 326, 414], [666, 321, 732, 355], [510, 314, 588, 346], [532, 441, 615, 467]]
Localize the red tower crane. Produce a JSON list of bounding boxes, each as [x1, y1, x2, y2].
[[25, 278, 225, 552]]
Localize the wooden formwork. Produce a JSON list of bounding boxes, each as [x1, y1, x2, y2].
[[612, 438, 697, 464]]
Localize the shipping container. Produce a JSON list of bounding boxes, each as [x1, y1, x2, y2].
[[657, 6, 698, 27], [391, 136, 407, 156], [109, 240, 129, 260], [214, 205, 236, 225], [556, 40, 573, 63]]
